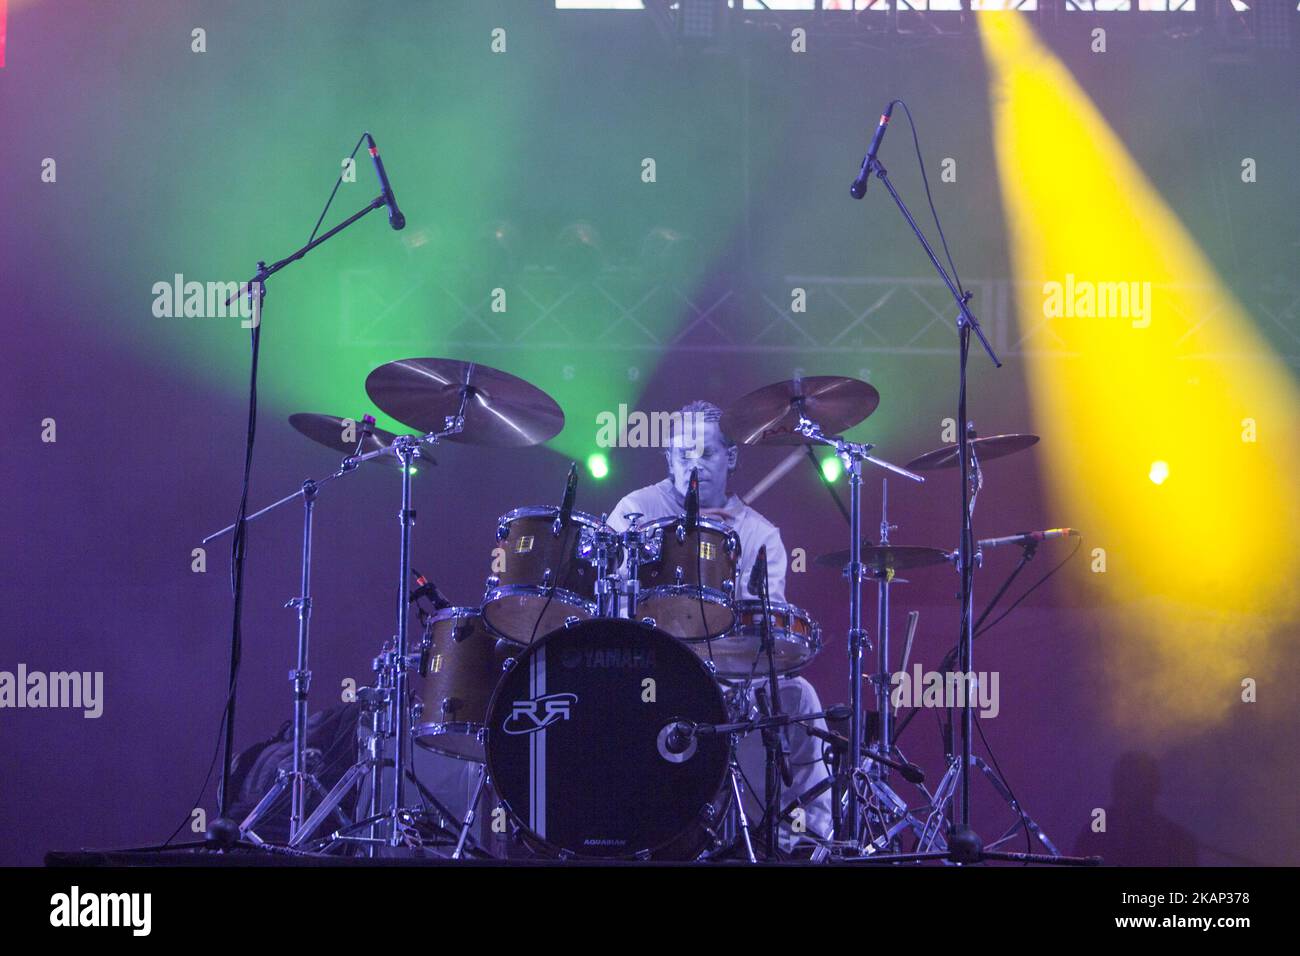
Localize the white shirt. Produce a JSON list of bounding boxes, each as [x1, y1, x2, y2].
[[606, 478, 788, 604]]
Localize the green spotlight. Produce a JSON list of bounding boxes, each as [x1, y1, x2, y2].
[[821, 455, 842, 484], [587, 453, 610, 480]]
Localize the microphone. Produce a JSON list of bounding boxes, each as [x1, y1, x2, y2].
[[979, 528, 1080, 550], [850, 101, 896, 199], [364, 132, 406, 231], [557, 461, 578, 530], [684, 467, 700, 534], [747, 544, 768, 598], [660, 721, 697, 759], [409, 568, 451, 609]]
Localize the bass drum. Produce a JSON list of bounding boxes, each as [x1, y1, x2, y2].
[[485, 619, 729, 860]]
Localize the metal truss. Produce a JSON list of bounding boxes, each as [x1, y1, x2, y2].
[[339, 268, 1300, 366], [641, 0, 1298, 52]]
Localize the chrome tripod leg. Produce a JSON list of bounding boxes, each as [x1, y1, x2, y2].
[[971, 756, 1061, 856], [727, 734, 757, 863], [238, 773, 290, 843], [917, 757, 960, 852], [452, 764, 490, 860], [858, 768, 941, 854], [289, 760, 371, 848]]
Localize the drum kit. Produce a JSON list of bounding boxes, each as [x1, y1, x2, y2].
[[206, 355, 1063, 863]]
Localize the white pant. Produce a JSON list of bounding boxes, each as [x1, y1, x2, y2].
[[731, 675, 834, 851]]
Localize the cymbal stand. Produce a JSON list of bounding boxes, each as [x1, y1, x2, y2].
[[854, 480, 938, 854], [203, 428, 376, 846], [280, 413, 462, 853], [792, 413, 923, 852]]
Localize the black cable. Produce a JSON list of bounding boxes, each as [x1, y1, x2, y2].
[[896, 100, 965, 301], [973, 713, 1033, 859], [975, 537, 1083, 639], [173, 133, 371, 844]]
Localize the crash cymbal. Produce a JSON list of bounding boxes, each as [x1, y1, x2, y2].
[[365, 358, 564, 447], [814, 543, 953, 574], [288, 413, 432, 468], [904, 434, 1039, 472], [720, 376, 880, 446]]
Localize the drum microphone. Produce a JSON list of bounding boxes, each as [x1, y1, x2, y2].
[[659, 720, 700, 762], [747, 545, 768, 598], [557, 461, 579, 529], [850, 100, 896, 200], [409, 568, 451, 609], [364, 132, 406, 231], [978, 528, 1079, 549], [684, 467, 700, 534]]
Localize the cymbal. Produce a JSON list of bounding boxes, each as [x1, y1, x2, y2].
[[720, 376, 880, 446], [288, 413, 432, 468], [904, 434, 1039, 472], [814, 544, 953, 574], [365, 358, 564, 447]]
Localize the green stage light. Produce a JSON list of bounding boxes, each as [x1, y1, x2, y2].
[[820, 455, 842, 484], [587, 453, 610, 480]]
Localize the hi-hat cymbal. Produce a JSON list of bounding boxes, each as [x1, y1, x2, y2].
[[288, 413, 433, 468], [720, 376, 880, 446], [814, 543, 953, 575], [904, 434, 1039, 472], [365, 358, 564, 447]]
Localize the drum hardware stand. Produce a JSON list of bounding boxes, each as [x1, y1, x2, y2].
[[725, 735, 758, 863], [617, 513, 646, 620], [274, 415, 462, 853], [452, 763, 493, 859], [792, 413, 923, 854], [851, 482, 939, 854], [203, 425, 381, 847], [888, 535, 1070, 861], [689, 705, 850, 860]]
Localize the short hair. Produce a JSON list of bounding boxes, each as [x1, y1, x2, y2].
[[662, 399, 737, 460]]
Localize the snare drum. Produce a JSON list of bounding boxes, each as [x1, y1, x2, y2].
[[412, 607, 514, 762], [692, 600, 822, 679], [481, 506, 603, 644], [634, 515, 740, 641]]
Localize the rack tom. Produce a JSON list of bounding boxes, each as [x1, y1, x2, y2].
[[634, 515, 739, 641], [482, 506, 603, 644]]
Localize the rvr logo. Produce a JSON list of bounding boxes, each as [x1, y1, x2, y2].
[[504, 693, 578, 735]]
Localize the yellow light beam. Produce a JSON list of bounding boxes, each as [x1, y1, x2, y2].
[[978, 13, 1300, 737]]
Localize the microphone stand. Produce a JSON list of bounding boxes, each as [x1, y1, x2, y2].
[[892, 538, 1039, 745], [844, 144, 1092, 867], [753, 552, 789, 860], [213, 186, 396, 830]]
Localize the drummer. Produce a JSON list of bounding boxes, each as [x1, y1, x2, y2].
[[606, 400, 833, 851]]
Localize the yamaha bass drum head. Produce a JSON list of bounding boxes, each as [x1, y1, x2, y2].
[[485, 618, 729, 860]]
